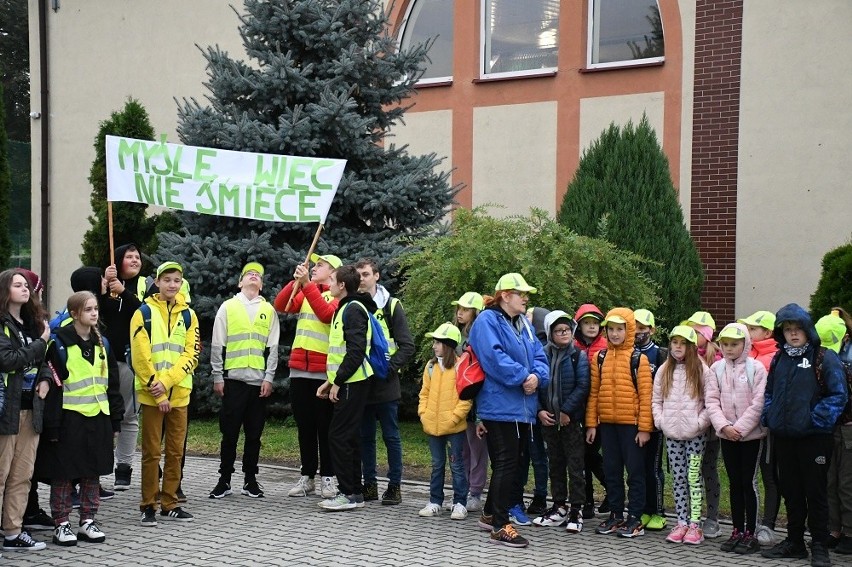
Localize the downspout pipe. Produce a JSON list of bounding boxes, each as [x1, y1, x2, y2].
[[38, 0, 50, 306]]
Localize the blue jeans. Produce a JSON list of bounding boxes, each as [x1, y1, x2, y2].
[[360, 400, 403, 485], [427, 432, 468, 505]]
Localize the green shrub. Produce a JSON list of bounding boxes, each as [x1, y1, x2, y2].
[[810, 240, 852, 317]]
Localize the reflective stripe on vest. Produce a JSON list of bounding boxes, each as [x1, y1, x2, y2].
[[326, 302, 372, 383], [223, 298, 274, 371], [374, 298, 399, 355], [63, 344, 110, 417], [135, 304, 193, 390], [292, 290, 334, 354]]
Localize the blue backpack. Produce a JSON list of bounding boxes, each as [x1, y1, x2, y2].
[[344, 301, 390, 380]]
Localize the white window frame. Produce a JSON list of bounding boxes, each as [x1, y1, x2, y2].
[[479, 0, 559, 80], [586, 0, 665, 70], [398, 0, 453, 85]]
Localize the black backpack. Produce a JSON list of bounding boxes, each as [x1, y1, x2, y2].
[[597, 349, 643, 391]]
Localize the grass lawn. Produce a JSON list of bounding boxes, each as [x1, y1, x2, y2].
[[187, 417, 785, 520]]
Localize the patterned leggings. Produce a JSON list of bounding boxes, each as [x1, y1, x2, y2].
[[666, 434, 706, 524]]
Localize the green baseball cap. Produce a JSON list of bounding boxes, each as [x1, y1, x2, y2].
[[603, 314, 627, 325], [452, 292, 484, 311], [634, 309, 655, 327], [737, 310, 776, 331], [718, 324, 747, 341], [816, 315, 847, 353], [310, 253, 342, 269], [670, 325, 698, 344], [687, 311, 716, 331], [241, 262, 265, 278], [156, 261, 183, 279], [494, 273, 537, 294], [426, 322, 462, 346]]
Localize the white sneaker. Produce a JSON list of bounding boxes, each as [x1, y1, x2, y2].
[[755, 524, 775, 546], [466, 494, 482, 512], [450, 503, 468, 520], [52, 522, 77, 547], [77, 520, 106, 543], [418, 503, 442, 517], [320, 476, 337, 498], [532, 505, 568, 527], [288, 475, 315, 497], [565, 509, 584, 534], [318, 493, 358, 511]]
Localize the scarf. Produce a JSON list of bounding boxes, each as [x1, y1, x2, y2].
[[783, 343, 809, 358]]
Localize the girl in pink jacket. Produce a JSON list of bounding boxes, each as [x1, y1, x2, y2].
[[652, 326, 712, 546], [706, 323, 767, 556]]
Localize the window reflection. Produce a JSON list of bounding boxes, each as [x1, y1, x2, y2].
[[589, 0, 664, 67], [484, 0, 560, 75], [399, 0, 454, 81]]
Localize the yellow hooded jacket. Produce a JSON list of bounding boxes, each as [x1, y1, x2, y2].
[[418, 361, 472, 437]]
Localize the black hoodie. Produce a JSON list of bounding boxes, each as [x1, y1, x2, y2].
[[99, 245, 144, 354], [332, 292, 378, 386]]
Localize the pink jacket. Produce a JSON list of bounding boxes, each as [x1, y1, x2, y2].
[[706, 323, 767, 441], [652, 359, 711, 440]]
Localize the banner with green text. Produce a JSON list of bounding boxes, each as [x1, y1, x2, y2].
[[105, 136, 346, 223]]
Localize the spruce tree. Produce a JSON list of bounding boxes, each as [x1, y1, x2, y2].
[[557, 117, 703, 329], [81, 98, 160, 267], [0, 83, 13, 267], [155, 0, 454, 415]]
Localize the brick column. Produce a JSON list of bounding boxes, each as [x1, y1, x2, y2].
[[691, 0, 743, 323]]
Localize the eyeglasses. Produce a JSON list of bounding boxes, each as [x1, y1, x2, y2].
[[508, 290, 529, 298], [552, 328, 572, 335]]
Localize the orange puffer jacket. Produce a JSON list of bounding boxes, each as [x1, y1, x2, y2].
[[585, 307, 653, 432]]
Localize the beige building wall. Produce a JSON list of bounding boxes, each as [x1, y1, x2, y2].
[[29, 0, 241, 307], [472, 102, 557, 217], [677, 0, 696, 225], [388, 109, 453, 182], [737, 0, 852, 316], [579, 92, 665, 154]]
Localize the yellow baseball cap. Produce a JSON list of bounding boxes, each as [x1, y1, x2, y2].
[[452, 292, 484, 311], [426, 322, 462, 346], [241, 262, 265, 278], [816, 315, 847, 353], [603, 314, 627, 325], [310, 253, 342, 269], [156, 261, 183, 279], [670, 325, 698, 344], [687, 311, 716, 330], [718, 324, 747, 341], [737, 311, 776, 331], [634, 309, 655, 327], [494, 273, 537, 293]]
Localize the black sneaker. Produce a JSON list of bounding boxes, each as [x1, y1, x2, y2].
[[160, 507, 194, 522], [489, 523, 529, 548], [209, 480, 232, 499], [811, 542, 830, 567], [595, 512, 624, 535], [381, 484, 402, 505], [598, 497, 611, 514], [99, 486, 115, 500], [140, 506, 157, 527], [837, 535, 852, 555], [363, 483, 378, 501], [176, 487, 187, 503], [242, 479, 264, 498], [526, 494, 547, 516], [720, 528, 743, 552], [3, 531, 47, 551], [828, 534, 841, 549], [582, 502, 596, 519], [23, 508, 54, 530], [761, 538, 808, 560], [616, 515, 645, 538], [114, 464, 132, 491], [734, 533, 760, 555]]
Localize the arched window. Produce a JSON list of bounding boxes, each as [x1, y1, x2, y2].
[[398, 0, 454, 83], [482, 0, 560, 77], [587, 0, 664, 69]]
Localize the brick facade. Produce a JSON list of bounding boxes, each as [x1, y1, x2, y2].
[[691, 0, 743, 323]]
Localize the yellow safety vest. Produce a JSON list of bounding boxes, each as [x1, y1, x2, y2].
[[223, 298, 274, 371], [326, 301, 372, 384], [137, 277, 192, 303], [136, 306, 194, 390], [374, 297, 399, 356], [292, 289, 334, 354], [62, 343, 110, 417]]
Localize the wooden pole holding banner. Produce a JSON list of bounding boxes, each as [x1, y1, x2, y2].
[[284, 223, 325, 311], [107, 201, 118, 298]]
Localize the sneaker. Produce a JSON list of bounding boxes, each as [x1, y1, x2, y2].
[[617, 515, 645, 538], [720, 528, 742, 551], [209, 480, 232, 499], [466, 494, 482, 512], [418, 503, 442, 517], [99, 486, 115, 501], [381, 484, 402, 505], [140, 506, 157, 527], [3, 531, 47, 551], [645, 514, 667, 531], [641, 513, 652, 526], [565, 508, 584, 534], [526, 494, 547, 516], [509, 504, 532, 526], [596, 513, 625, 535], [114, 464, 132, 491], [682, 523, 704, 545], [478, 513, 494, 531], [598, 498, 610, 514], [828, 534, 841, 549], [52, 522, 77, 547], [23, 509, 54, 530], [450, 503, 468, 520], [667, 523, 689, 543], [755, 524, 776, 546], [352, 493, 365, 508], [761, 538, 809, 560], [734, 532, 760, 555], [318, 493, 358, 511], [176, 487, 187, 503], [702, 518, 720, 538], [160, 507, 194, 522], [582, 502, 596, 519], [489, 523, 529, 548], [288, 475, 315, 497], [242, 480, 264, 498], [320, 476, 337, 498], [77, 519, 105, 543], [811, 542, 831, 567], [837, 535, 852, 555], [363, 483, 378, 501], [532, 504, 567, 527]]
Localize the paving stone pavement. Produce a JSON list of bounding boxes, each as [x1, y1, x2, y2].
[[4, 455, 852, 566]]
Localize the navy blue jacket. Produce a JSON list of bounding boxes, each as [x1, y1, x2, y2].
[[538, 343, 590, 423], [762, 303, 848, 437]]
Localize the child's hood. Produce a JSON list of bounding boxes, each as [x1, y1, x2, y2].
[[604, 307, 635, 351], [772, 303, 820, 347], [574, 303, 604, 326]]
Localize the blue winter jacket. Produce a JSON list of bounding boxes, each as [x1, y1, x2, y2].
[[762, 303, 848, 437], [469, 306, 550, 424], [538, 343, 590, 424]]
